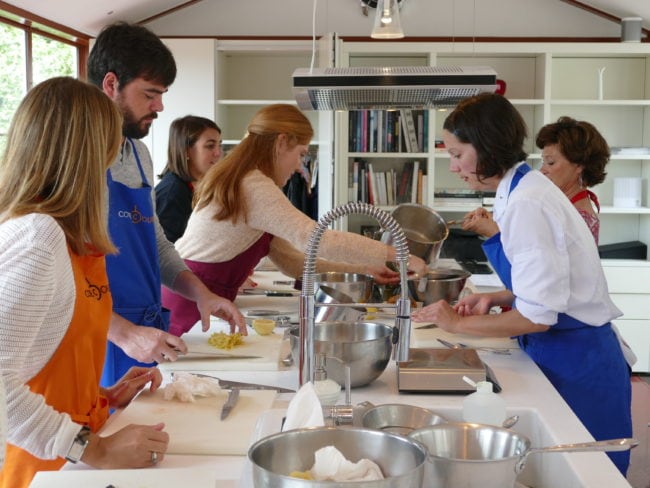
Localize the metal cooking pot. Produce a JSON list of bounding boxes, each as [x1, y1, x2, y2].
[[381, 204, 449, 267], [248, 426, 427, 487], [408, 423, 638, 488]]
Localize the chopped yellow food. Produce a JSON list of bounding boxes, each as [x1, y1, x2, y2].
[[289, 470, 313, 480], [252, 318, 276, 335], [207, 332, 244, 350]]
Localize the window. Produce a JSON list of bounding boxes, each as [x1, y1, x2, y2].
[[0, 8, 88, 153]]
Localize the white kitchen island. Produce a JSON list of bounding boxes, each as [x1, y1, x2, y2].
[[30, 270, 634, 488]]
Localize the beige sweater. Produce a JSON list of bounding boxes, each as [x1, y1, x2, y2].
[[175, 170, 389, 277]]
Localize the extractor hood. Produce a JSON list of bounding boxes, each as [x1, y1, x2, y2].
[[293, 66, 497, 111]]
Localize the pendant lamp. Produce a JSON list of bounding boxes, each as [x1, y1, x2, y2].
[[371, 0, 404, 39]]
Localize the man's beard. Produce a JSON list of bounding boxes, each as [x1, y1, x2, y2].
[[119, 103, 157, 139]]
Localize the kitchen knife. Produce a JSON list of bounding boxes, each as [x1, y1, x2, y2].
[[190, 373, 296, 393], [220, 388, 240, 420], [176, 351, 263, 360], [242, 288, 299, 297]]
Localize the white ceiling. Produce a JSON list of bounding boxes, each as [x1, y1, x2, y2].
[[3, 0, 650, 38]]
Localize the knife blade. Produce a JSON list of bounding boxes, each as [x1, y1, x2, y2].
[[242, 288, 299, 297], [220, 388, 240, 420], [177, 351, 263, 360], [190, 373, 295, 393]]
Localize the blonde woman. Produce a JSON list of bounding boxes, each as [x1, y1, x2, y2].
[[163, 103, 427, 336], [0, 77, 169, 488]]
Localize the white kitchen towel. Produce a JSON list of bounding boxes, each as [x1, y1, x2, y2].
[[282, 381, 324, 431], [310, 446, 384, 481]]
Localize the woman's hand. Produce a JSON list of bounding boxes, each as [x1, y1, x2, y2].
[[102, 367, 162, 409], [196, 291, 247, 335], [454, 293, 493, 317], [462, 208, 499, 238], [82, 423, 169, 469], [411, 299, 461, 333]]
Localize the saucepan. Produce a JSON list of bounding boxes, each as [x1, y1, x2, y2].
[[408, 423, 638, 488], [381, 204, 449, 267]]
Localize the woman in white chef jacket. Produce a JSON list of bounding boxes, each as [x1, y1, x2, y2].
[[412, 93, 632, 476]]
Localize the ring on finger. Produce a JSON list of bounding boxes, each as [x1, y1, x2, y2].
[[151, 451, 158, 465]]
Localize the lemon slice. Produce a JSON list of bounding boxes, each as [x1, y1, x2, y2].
[[252, 318, 276, 335]]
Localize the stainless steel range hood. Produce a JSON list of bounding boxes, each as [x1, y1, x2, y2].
[[293, 66, 497, 111]]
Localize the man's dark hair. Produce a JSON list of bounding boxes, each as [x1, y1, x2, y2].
[[88, 21, 176, 89]]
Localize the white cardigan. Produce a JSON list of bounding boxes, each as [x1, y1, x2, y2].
[[0, 213, 81, 460]]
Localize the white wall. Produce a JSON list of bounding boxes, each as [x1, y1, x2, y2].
[[144, 39, 217, 181], [145, 0, 621, 39]]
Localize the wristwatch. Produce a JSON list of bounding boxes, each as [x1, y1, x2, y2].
[[65, 426, 91, 463]]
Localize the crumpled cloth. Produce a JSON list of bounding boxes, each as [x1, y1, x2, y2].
[[310, 445, 384, 481], [163, 372, 222, 402], [282, 381, 324, 431]]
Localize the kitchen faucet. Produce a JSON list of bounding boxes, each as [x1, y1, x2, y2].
[[298, 202, 412, 386]]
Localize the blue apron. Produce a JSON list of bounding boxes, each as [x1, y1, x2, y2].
[[482, 164, 632, 475], [101, 139, 170, 386]]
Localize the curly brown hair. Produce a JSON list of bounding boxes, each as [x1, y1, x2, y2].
[[535, 116, 609, 187]]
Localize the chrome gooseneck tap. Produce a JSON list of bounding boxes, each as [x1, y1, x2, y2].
[[299, 202, 412, 386]]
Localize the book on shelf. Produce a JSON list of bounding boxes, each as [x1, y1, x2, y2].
[[401, 109, 419, 153], [348, 109, 427, 154], [410, 160, 420, 204]]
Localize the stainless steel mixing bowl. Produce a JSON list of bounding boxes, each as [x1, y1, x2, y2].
[[248, 426, 426, 487], [314, 272, 374, 304], [361, 403, 448, 436], [289, 321, 393, 387], [407, 267, 471, 305]]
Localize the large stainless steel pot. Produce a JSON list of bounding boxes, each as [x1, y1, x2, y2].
[[381, 204, 449, 267], [248, 426, 427, 487], [409, 423, 638, 488]]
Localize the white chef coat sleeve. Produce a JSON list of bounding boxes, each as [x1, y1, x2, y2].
[[501, 197, 570, 326]]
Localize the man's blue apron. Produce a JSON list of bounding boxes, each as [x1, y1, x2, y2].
[[101, 139, 170, 387], [481, 164, 632, 475]]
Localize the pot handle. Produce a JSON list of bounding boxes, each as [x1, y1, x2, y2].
[[516, 438, 638, 473]]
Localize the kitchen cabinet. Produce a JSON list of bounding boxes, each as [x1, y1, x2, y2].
[[602, 259, 650, 373]]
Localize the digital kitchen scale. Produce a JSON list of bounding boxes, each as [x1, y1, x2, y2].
[[397, 348, 500, 394]]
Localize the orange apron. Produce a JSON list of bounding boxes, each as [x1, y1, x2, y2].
[[0, 248, 112, 488]]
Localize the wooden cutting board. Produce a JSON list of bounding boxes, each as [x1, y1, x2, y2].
[[100, 388, 277, 455], [159, 331, 286, 372]]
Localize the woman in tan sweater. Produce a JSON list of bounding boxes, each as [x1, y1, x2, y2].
[[163, 104, 427, 336]]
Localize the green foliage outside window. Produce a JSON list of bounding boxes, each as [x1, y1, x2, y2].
[[0, 23, 77, 154]]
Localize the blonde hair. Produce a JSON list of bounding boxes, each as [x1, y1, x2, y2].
[[195, 103, 313, 222], [0, 77, 122, 255]]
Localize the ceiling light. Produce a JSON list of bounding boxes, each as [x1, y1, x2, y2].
[[365, 0, 405, 39]]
